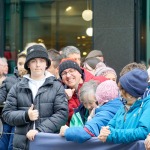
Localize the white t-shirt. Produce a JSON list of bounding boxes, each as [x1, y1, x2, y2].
[[24, 71, 54, 100]]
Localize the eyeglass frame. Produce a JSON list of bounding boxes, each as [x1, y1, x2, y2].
[[61, 68, 77, 77]]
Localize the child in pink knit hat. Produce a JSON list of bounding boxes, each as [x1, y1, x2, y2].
[[95, 80, 119, 105], [59, 79, 122, 143], [88, 80, 119, 120]]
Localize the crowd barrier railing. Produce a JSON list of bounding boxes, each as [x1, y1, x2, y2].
[[29, 133, 146, 150]]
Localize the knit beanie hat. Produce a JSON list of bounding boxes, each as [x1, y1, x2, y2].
[[86, 50, 103, 59], [24, 44, 51, 71], [95, 66, 117, 78], [119, 68, 148, 98], [59, 58, 82, 78], [95, 80, 119, 105]]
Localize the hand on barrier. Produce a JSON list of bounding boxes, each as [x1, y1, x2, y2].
[[59, 125, 69, 136], [145, 133, 150, 150], [28, 104, 39, 121], [26, 129, 38, 141], [98, 126, 111, 142]]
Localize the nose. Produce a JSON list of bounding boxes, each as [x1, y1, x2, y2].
[[66, 72, 71, 77], [36, 60, 40, 66]]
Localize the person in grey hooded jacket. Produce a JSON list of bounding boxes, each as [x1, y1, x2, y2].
[[2, 44, 68, 150]]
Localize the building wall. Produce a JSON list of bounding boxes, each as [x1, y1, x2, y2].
[[93, 0, 135, 75], [0, 0, 4, 56]]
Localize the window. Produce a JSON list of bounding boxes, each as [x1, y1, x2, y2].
[[5, 0, 92, 73]]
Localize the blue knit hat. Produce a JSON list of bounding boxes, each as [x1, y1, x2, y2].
[[119, 68, 148, 98]]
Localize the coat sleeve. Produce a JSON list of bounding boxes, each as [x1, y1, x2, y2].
[[64, 110, 115, 143], [65, 127, 91, 143], [2, 84, 29, 126], [0, 79, 8, 104], [85, 110, 114, 137], [107, 103, 150, 143], [36, 83, 68, 133]]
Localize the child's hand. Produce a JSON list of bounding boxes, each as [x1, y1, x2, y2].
[[28, 104, 39, 121], [59, 125, 69, 136], [26, 129, 38, 141], [98, 126, 110, 142]]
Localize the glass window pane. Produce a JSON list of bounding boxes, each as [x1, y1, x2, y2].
[[5, 0, 92, 74]]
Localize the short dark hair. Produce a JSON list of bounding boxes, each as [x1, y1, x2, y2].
[[120, 62, 146, 77], [47, 49, 60, 61]]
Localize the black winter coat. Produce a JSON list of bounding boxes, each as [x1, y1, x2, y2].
[[0, 67, 21, 104], [2, 76, 68, 150]]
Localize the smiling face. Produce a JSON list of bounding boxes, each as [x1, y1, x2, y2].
[[61, 68, 82, 89], [28, 58, 47, 80]]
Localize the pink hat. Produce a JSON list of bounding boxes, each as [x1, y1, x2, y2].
[[95, 80, 119, 105]]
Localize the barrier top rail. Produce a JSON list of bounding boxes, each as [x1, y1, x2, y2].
[[29, 133, 146, 150]]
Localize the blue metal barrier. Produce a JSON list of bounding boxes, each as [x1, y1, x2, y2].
[[29, 133, 146, 150]]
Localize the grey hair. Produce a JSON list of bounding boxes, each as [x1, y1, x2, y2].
[[0, 57, 7, 64], [61, 46, 81, 58], [79, 80, 99, 103]]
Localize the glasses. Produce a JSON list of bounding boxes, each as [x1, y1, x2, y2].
[[61, 69, 76, 77]]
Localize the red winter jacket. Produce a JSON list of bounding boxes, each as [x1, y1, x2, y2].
[[82, 68, 107, 82], [66, 68, 107, 126]]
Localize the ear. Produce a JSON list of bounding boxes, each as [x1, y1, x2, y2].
[[126, 93, 133, 99], [122, 89, 126, 95]]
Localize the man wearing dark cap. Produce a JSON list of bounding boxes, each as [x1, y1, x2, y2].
[[85, 50, 104, 62], [2, 44, 68, 150], [59, 58, 107, 126]]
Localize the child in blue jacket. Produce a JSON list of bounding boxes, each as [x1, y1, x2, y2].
[[59, 80, 122, 143]]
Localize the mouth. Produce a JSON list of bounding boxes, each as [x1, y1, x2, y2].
[[67, 79, 75, 83]]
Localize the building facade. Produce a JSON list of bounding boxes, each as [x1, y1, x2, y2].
[[0, 0, 149, 74]]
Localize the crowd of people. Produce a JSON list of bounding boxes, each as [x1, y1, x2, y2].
[[0, 43, 150, 150]]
